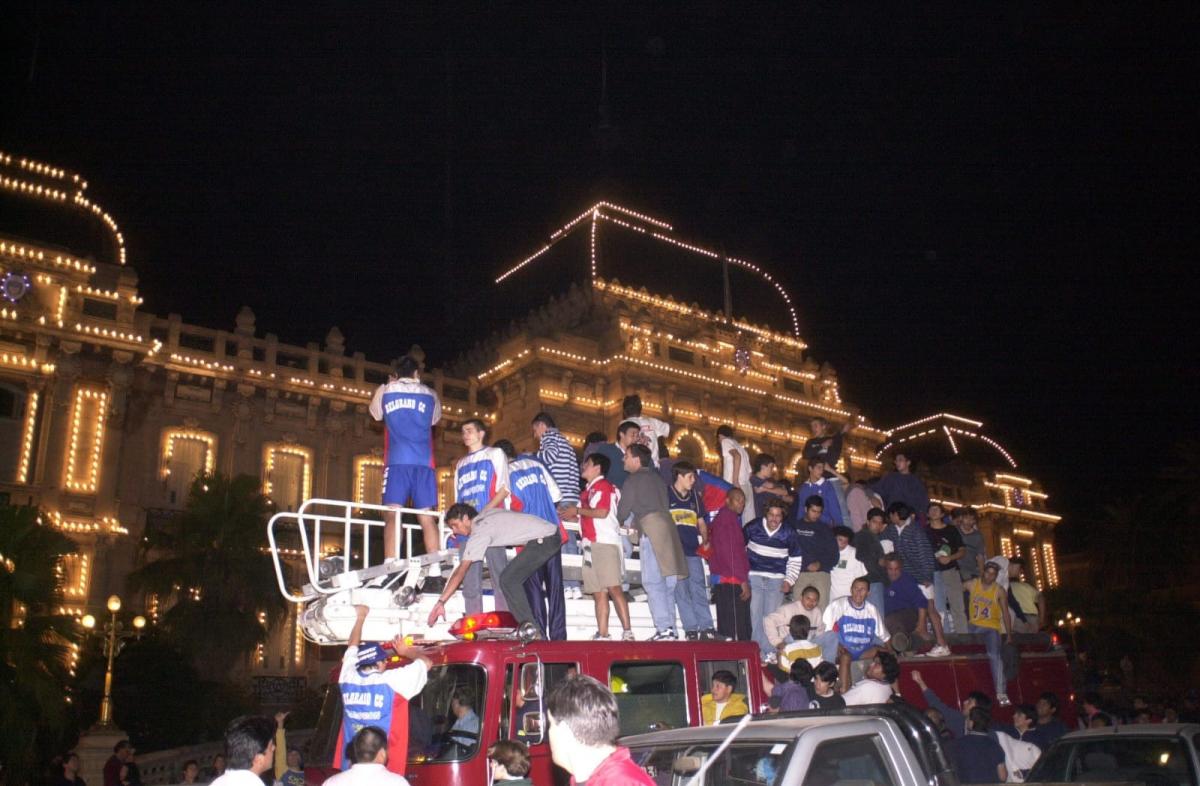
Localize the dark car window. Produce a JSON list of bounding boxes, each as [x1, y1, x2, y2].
[[630, 741, 791, 786], [1030, 736, 1195, 786], [611, 661, 689, 736], [802, 735, 897, 786]]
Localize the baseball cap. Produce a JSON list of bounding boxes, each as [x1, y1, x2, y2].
[[356, 643, 388, 673]]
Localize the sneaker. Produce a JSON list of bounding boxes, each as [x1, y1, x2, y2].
[[927, 644, 951, 657], [762, 651, 778, 666], [997, 693, 1012, 707], [592, 631, 612, 640], [684, 630, 699, 641], [621, 630, 636, 642], [649, 629, 678, 641], [699, 628, 719, 641]]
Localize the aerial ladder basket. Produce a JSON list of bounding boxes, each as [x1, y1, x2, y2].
[[266, 499, 456, 643]]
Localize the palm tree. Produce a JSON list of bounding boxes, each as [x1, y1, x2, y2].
[[0, 505, 79, 785], [127, 473, 290, 682]]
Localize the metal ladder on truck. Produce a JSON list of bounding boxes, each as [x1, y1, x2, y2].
[[267, 498, 461, 644], [267, 497, 666, 644]]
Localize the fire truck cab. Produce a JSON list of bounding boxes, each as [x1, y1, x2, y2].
[[307, 625, 770, 786]]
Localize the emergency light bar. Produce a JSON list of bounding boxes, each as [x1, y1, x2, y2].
[[449, 610, 520, 640]]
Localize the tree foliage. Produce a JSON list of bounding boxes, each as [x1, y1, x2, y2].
[[126, 473, 290, 681], [0, 505, 79, 785]]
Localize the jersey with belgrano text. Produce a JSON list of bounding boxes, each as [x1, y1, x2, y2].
[[455, 446, 510, 511], [507, 455, 562, 523], [368, 379, 441, 466]]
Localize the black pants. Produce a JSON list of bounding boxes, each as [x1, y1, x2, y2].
[[713, 583, 752, 642], [499, 536, 563, 636], [523, 551, 567, 640]]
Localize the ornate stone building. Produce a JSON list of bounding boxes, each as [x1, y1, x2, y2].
[[1, 153, 1060, 697]]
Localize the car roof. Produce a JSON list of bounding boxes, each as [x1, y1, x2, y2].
[[622, 715, 891, 747], [1057, 723, 1200, 740]]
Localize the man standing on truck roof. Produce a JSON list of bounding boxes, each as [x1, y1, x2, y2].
[[622, 394, 671, 467], [966, 560, 1013, 706], [453, 418, 511, 614], [546, 675, 655, 786], [495, 439, 568, 641], [617, 443, 688, 641], [882, 502, 951, 657], [369, 355, 442, 574], [337, 606, 431, 776], [532, 412, 583, 601], [427, 504, 564, 638]]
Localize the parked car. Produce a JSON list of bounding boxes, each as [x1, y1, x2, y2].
[[1027, 723, 1200, 786], [622, 704, 959, 786]]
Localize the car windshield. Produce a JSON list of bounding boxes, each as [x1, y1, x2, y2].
[[628, 741, 790, 786], [1031, 735, 1195, 786], [407, 663, 487, 764]]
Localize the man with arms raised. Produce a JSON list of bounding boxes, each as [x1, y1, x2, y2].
[[337, 606, 430, 775]]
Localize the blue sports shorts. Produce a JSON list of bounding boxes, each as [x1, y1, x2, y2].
[[382, 464, 437, 509]]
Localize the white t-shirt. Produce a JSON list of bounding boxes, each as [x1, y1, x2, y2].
[[324, 763, 411, 786], [630, 416, 671, 466], [711, 701, 727, 725], [212, 771, 269, 786], [720, 436, 752, 486], [842, 679, 894, 706], [829, 545, 868, 602]]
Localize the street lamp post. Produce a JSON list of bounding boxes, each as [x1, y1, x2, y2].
[[1056, 610, 1083, 653], [81, 594, 146, 728]]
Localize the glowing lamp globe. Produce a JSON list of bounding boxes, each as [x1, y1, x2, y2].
[[133, 616, 146, 629], [81, 614, 96, 629], [107, 595, 122, 613]]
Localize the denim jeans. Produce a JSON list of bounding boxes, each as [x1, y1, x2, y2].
[[868, 581, 886, 618], [750, 574, 785, 657], [815, 630, 887, 663], [934, 568, 967, 633], [561, 529, 582, 591], [639, 536, 679, 633], [674, 555, 714, 632], [970, 623, 1006, 694]]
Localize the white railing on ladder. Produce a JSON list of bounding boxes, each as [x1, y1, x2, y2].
[[267, 499, 450, 603]]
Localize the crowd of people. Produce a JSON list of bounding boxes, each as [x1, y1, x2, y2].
[[120, 674, 659, 786], [372, 354, 1047, 702]]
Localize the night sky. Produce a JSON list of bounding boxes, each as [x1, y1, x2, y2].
[[3, 4, 1196, 547]]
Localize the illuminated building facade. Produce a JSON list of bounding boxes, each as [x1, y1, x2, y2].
[[1, 152, 1059, 695]]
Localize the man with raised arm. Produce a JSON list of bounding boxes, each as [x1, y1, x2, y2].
[[337, 606, 430, 776], [369, 355, 441, 570]]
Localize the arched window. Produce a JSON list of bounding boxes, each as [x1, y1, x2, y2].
[[161, 429, 217, 507]]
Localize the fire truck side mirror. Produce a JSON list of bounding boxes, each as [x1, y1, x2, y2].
[[522, 711, 543, 739], [519, 661, 546, 745]]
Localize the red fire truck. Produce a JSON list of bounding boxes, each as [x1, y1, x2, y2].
[[305, 612, 770, 786], [271, 501, 1075, 786]]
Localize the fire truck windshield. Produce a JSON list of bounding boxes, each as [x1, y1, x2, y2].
[[408, 663, 487, 764]]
